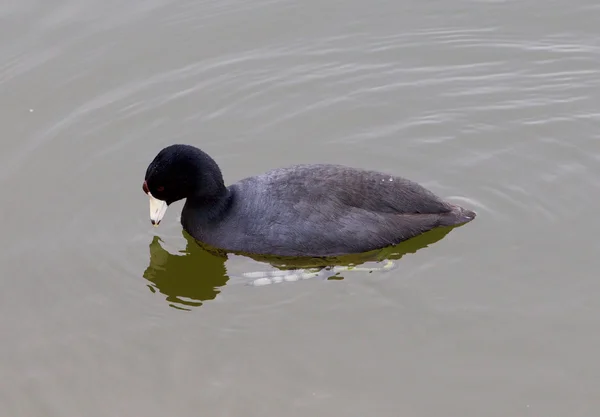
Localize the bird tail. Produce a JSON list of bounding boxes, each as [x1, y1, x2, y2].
[[439, 204, 476, 227]]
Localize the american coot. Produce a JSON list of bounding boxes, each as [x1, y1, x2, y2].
[[143, 144, 475, 257]]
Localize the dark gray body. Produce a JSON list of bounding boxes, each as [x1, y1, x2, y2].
[[181, 164, 475, 257]]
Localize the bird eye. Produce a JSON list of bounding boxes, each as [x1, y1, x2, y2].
[[157, 186, 165, 192]]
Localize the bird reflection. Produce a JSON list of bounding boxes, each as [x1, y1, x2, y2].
[[142, 234, 229, 310], [143, 226, 455, 310]]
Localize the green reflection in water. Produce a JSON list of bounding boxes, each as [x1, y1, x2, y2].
[[143, 226, 455, 311], [143, 234, 229, 310]]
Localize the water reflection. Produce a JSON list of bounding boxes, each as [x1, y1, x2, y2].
[[143, 226, 456, 310], [143, 234, 229, 310]]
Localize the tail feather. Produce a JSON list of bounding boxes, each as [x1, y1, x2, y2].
[[439, 204, 476, 227]]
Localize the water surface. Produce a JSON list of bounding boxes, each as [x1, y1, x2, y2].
[[1, 0, 600, 416]]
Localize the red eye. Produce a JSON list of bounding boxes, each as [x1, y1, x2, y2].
[[157, 186, 165, 192]]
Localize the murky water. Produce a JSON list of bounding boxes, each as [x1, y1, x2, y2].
[[1, 0, 600, 415]]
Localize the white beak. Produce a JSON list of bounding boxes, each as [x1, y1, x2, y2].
[[148, 192, 168, 226]]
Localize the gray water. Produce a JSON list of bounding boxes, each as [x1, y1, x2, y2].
[[1, 0, 600, 416]]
